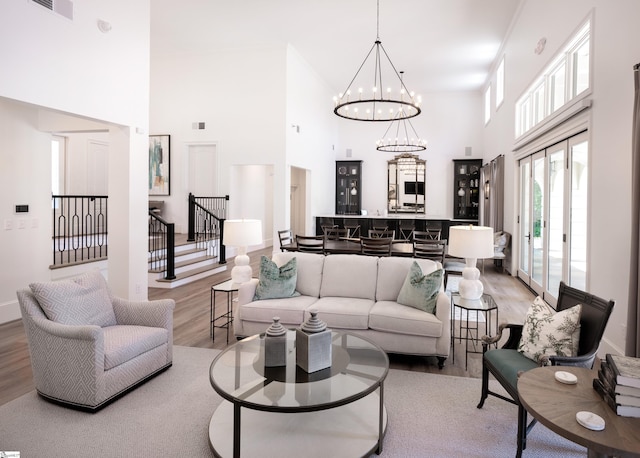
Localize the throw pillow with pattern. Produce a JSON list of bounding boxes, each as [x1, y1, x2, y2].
[[518, 296, 581, 364], [254, 256, 300, 300], [396, 262, 443, 314], [30, 270, 116, 327]]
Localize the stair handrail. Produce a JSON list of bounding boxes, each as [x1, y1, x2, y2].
[[188, 193, 228, 264], [52, 194, 108, 267], [148, 210, 176, 280]]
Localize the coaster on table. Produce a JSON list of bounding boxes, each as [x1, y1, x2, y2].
[[576, 411, 605, 431], [554, 370, 578, 384]]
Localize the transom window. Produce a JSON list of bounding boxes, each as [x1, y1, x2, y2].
[[515, 19, 591, 138]]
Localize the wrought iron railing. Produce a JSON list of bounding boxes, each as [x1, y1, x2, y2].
[[148, 211, 176, 280], [188, 193, 227, 264], [52, 195, 108, 266]]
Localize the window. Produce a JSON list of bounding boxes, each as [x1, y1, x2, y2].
[[484, 85, 491, 124], [496, 57, 505, 108], [515, 18, 591, 138]]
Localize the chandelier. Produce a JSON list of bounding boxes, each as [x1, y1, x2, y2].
[[376, 72, 427, 152], [333, 0, 421, 122]]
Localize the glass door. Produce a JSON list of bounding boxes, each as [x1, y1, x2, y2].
[[517, 131, 589, 302], [546, 143, 566, 304]]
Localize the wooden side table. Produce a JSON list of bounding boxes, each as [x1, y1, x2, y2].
[[518, 366, 640, 458], [210, 279, 238, 343]]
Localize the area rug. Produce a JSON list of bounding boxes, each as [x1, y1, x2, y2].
[[0, 346, 585, 457]]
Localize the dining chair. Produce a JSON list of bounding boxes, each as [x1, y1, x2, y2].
[[295, 235, 325, 253], [368, 229, 395, 239], [277, 229, 295, 251], [320, 224, 338, 236], [477, 281, 615, 457], [324, 227, 348, 240], [413, 229, 441, 241], [398, 220, 415, 241], [343, 223, 361, 239], [413, 239, 446, 264], [360, 236, 392, 256]]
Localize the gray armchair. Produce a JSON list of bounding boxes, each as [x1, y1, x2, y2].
[[17, 270, 175, 412]]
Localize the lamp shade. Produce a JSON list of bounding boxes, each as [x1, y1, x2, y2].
[[448, 225, 494, 259], [224, 219, 262, 247]]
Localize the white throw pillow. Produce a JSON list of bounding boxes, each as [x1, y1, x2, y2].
[[518, 296, 581, 364]]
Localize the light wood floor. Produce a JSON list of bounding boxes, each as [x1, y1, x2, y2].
[[0, 247, 535, 407]]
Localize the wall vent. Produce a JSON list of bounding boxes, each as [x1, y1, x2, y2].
[[31, 0, 74, 20]]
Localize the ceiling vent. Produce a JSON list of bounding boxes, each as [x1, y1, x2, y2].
[[31, 0, 74, 20]]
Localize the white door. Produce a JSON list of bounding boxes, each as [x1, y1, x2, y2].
[[87, 141, 108, 195], [188, 144, 218, 196]]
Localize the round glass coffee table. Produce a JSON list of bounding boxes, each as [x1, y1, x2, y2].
[[208, 330, 389, 458]]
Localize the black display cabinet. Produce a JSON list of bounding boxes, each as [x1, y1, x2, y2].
[[336, 161, 362, 215], [453, 159, 482, 220]]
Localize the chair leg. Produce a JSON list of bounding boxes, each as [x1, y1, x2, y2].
[[477, 359, 489, 408], [517, 404, 527, 457]]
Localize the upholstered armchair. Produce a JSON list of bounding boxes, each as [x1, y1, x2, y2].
[[476, 281, 614, 458], [17, 270, 175, 412]]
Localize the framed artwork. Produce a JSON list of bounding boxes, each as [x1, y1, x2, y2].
[[149, 134, 170, 196]]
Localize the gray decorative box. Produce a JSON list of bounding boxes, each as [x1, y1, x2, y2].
[[296, 310, 331, 373], [264, 317, 287, 367]]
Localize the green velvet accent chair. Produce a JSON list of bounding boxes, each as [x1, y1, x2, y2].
[[477, 281, 614, 458]]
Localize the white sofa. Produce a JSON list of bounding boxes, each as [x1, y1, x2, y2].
[[234, 252, 451, 367]]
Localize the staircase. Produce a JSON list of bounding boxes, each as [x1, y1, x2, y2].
[[148, 234, 227, 288]]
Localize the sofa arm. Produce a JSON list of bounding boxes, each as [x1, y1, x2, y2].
[[237, 279, 259, 306], [112, 297, 175, 330]]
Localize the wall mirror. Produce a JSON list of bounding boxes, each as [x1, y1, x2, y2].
[[387, 153, 426, 214]]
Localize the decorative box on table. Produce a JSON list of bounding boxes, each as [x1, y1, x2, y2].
[[264, 317, 287, 367], [296, 310, 331, 373]]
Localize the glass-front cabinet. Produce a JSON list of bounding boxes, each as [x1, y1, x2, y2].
[[336, 160, 362, 215], [453, 159, 482, 220], [387, 153, 426, 214]]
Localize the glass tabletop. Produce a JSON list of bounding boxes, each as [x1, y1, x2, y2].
[[209, 330, 389, 413], [451, 293, 497, 312]]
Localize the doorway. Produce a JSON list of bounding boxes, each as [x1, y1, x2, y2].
[[517, 131, 588, 305], [187, 143, 218, 196]]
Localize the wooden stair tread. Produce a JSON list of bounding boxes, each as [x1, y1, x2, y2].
[[155, 263, 226, 282]]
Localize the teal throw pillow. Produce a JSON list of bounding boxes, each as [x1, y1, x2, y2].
[[396, 262, 443, 314], [254, 256, 300, 300]]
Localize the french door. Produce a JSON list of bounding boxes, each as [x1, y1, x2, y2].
[[517, 131, 588, 305]]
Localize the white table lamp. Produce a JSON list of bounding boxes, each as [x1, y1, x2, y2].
[[448, 225, 494, 300], [224, 219, 262, 284]]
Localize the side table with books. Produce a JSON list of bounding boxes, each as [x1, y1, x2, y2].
[[593, 353, 640, 418]]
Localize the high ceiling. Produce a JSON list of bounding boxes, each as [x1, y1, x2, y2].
[[151, 0, 521, 95]]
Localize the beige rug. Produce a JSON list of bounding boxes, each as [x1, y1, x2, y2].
[[0, 346, 585, 457]]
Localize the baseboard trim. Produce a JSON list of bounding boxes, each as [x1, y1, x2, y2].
[[0, 300, 21, 324]]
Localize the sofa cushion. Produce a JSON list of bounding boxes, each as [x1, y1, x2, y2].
[[239, 295, 319, 325], [272, 251, 324, 298], [369, 300, 443, 337], [376, 257, 440, 301], [307, 297, 374, 330], [397, 262, 443, 314], [103, 325, 168, 370], [518, 296, 581, 363], [29, 270, 117, 327], [254, 256, 300, 300], [320, 254, 378, 300]]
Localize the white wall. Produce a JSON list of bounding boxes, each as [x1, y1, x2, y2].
[[482, 0, 640, 354], [336, 91, 485, 219], [150, 46, 287, 236], [285, 45, 338, 235], [0, 1, 151, 323]]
